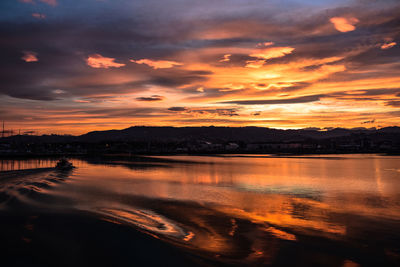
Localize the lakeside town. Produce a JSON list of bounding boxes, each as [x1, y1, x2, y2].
[[1, 126, 399, 156]]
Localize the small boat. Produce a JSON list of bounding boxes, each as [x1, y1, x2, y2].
[[55, 158, 74, 170]]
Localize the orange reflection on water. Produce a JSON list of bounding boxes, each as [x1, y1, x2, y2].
[[25, 155, 400, 263], [95, 207, 188, 240], [183, 231, 195, 242], [63, 155, 400, 240], [3, 156, 400, 266], [215, 202, 346, 238], [264, 226, 297, 241]]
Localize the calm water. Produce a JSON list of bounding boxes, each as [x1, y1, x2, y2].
[[1, 155, 399, 266]]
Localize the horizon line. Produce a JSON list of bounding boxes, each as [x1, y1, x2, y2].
[[1, 125, 399, 138]]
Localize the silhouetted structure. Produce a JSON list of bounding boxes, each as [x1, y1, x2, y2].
[[0, 126, 399, 156]]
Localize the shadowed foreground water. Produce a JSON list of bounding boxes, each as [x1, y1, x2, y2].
[[0, 155, 399, 266]]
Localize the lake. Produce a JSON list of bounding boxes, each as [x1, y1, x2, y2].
[[0, 154, 399, 266]]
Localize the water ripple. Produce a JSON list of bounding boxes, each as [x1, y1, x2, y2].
[[95, 206, 191, 241]]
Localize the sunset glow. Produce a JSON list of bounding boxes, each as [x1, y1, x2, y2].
[[1, 0, 399, 134]]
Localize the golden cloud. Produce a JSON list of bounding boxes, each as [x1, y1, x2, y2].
[[21, 51, 38, 62], [245, 60, 266, 69], [249, 47, 295, 60], [131, 59, 183, 69], [381, 42, 396, 50], [257, 42, 275, 47], [330, 17, 359, 32], [86, 54, 126, 69], [219, 54, 231, 62]]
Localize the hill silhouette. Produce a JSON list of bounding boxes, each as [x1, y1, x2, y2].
[[1, 126, 399, 155]]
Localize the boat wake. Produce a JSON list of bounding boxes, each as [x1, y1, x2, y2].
[[94, 206, 191, 241], [0, 168, 71, 209]]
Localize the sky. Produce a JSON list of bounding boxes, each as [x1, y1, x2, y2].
[[0, 0, 399, 135]]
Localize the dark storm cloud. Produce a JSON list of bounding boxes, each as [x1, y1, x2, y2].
[[148, 70, 213, 87], [0, 11, 214, 101], [136, 95, 164, 102], [333, 88, 400, 97], [254, 6, 400, 68], [184, 87, 250, 101], [1, 0, 399, 102], [168, 105, 241, 116], [220, 95, 324, 105], [0, 1, 207, 100], [362, 119, 375, 124], [189, 108, 240, 117], [0, 0, 400, 132], [0, 104, 170, 126], [386, 101, 400, 107], [168, 107, 187, 112], [163, 118, 295, 124], [69, 107, 161, 116]]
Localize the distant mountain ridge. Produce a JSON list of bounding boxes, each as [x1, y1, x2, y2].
[[2, 126, 399, 143]]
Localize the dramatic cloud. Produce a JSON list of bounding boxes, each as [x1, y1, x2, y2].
[[168, 107, 187, 112], [257, 42, 274, 47], [148, 70, 212, 87], [244, 47, 294, 68], [1, 0, 400, 133], [21, 51, 38, 62], [249, 47, 295, 61], [168, 106, 239, 117], [136, 95, 164, 102], [86, 54, 126, 69], [219, 54, 231, 62], [386, 101, 400, 107], [362, 119, 375, 124], [220, 95, 323, 105], [189, 108, 240, 117], [131, 59, 183, 69], [381, 42, 397, 50], [245, 60, 266, 69], [330, 17, 359, 32]]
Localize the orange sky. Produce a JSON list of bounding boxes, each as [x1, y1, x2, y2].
[[0, 0, 399, 135]]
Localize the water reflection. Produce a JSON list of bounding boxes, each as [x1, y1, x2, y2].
[[1, 155, 400, 265], [0, 158, 59, 171]]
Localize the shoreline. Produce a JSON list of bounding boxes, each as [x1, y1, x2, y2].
[[0, 151, 399, 160]]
